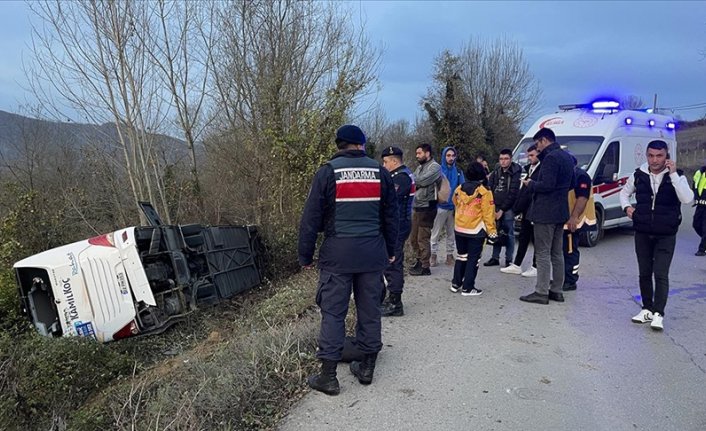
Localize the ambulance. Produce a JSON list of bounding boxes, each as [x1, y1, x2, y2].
[[513, 100, 677, 247]]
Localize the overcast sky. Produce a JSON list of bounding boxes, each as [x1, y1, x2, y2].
[[1, 1, 705, 130]]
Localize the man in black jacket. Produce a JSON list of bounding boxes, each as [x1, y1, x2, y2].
[[298, 125, 398, 395], [620, 140, 693, 331], [484, 148, 522, 268], [502, 145, 540, 276], [380, 146, 414, 317], [519, 128, 574, 305]]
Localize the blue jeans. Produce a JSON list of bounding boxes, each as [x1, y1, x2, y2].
[[492, 210, 515, 262]]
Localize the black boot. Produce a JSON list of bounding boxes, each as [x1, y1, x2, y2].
[[307, 360, 340, 395], [350, 353, 377, 385], [381, 293, 404, 317]]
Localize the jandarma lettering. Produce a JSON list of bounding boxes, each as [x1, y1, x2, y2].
[[337, 170, 379, 181]]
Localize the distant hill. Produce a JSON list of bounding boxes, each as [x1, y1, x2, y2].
[[0, 110, 186, 160]]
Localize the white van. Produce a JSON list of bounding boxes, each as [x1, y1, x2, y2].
[[14, 203, 262, 342], [513, 100, 677, 246]]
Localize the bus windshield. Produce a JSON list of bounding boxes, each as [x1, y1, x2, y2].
[[512, 136, 604, 170]]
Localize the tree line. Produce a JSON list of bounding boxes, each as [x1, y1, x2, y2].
[[1, 0, 541, 280]]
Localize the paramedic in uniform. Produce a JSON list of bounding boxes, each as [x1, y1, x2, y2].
[[298, 124, 398, 395], [620, 140, 693, 331], [692, 161, 706, 256], [380, 146, 414, 317], [562, 155, 596, 291]]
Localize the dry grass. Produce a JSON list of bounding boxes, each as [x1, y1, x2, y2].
[[1, 270, 325, 431]]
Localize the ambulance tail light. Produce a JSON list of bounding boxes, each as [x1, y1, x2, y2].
[[113, 320, 139, 340]]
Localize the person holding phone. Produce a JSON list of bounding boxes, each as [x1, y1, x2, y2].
[[619, 140, 693, 331]]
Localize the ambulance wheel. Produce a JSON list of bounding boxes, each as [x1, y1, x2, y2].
[[580, 208, 603, 247]]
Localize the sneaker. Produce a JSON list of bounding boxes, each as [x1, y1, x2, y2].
[[483, 258, 500, 267], [430, 254, 438, 267], [450, 283, 462, 293], [410, 260, 422, 271], [409, 266, 431, 276], [650, 313, 664, 330], [500, 263, 522, 274], [461, 288, 483, 296], [631, 309, 653, 324], [445, 254, 455, 266], [696, 250, 706, 256], [521, 267, 537, 277]]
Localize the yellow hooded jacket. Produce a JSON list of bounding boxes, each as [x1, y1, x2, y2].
[[453, 182, 497, 238]]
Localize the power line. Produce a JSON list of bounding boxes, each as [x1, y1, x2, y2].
[[659, 101, 706, 111]]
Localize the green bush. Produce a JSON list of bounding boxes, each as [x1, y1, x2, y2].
[[0, 333, 134, 430], [0, 268, 30, 336]]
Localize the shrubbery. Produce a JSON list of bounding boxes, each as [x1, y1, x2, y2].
[[0, 333, 134, 430]]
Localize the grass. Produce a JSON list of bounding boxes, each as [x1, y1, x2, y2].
[[0, 269, 324, 431]]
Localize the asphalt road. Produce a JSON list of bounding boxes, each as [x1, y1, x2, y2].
[[278, 205, 706, 431]]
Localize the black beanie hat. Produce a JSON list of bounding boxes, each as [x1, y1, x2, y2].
[[335, 125, 366, 146]]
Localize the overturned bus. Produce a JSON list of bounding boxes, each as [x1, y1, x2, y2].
[[14, 203, 262, 342]]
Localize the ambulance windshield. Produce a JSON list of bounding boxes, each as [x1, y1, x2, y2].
[[512, 136, 603, 170]]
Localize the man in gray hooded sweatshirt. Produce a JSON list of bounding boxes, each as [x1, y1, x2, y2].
[[431, 146, 465, 267]]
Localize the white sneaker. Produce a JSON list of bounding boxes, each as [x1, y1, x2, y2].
[[521, 267, 537, 277], [461, 288, 483, 296], [631, 309, 653, 324], [650, 313, 664, 330], [500, 264, 522, 275]]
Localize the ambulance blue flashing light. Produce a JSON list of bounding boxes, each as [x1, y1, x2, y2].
[[625, 117, 633, 125], [648, 119, 656, 127], [592, 100, 620, 109], [666, 122, 676, 130]]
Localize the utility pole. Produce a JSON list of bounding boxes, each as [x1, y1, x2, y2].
[[653, 94, 658, 112]]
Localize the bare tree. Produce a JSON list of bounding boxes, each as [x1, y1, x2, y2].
[[27, 0, 172, 223], [205, 0, 380, 230], [423, 38, 542, 161], [141, 0, 218, 214], [621, 95, 645, 110]]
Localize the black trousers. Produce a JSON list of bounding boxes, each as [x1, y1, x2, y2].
[[316, 269, 383, 361], [452, 235, 485, 291], [384, 222, 411, 296], [563, 230, 580, 286], [514, 217, 535, 267], [693, 206, 706, 252], [634, 232, 676, 316]]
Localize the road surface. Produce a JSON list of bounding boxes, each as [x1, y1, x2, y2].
[[279, 205, 706, 431]]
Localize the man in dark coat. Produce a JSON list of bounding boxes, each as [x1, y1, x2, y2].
[[519, 128, 574, 305], [298, 125, 398, 395], [380, 146, 414, 317]]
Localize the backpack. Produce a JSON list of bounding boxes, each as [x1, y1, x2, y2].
[[437, 174, 451, 203]]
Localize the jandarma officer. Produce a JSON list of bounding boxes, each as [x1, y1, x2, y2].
[[298, 124, 399, 395], [380, 146, 415, 317]]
